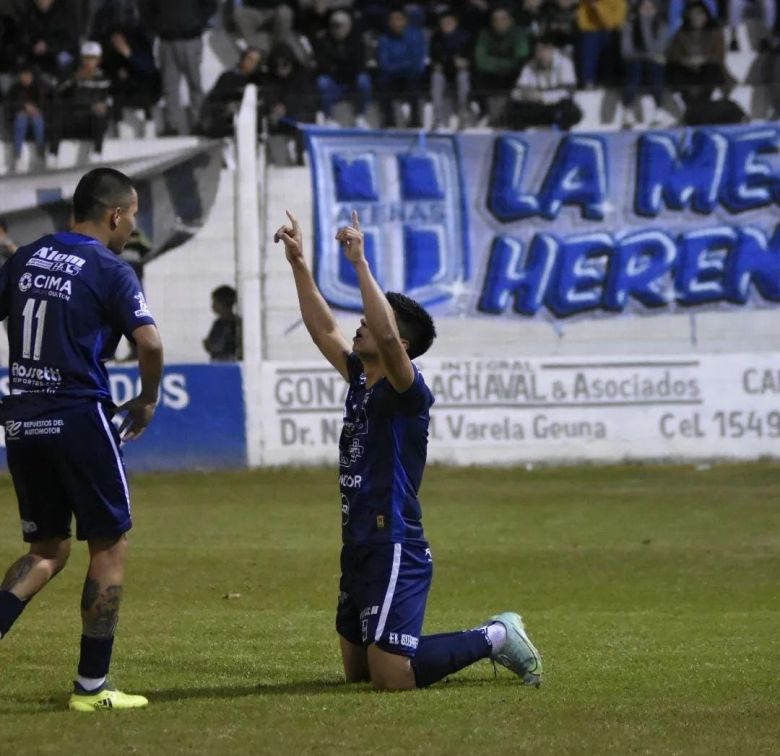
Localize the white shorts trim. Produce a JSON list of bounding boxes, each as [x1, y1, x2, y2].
[[96, 402, 130, 508], [374, 542, 402, 643]]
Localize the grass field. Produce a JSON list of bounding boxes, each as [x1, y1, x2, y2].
[[1, 462, 779, 755]]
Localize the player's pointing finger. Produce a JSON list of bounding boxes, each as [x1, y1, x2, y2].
[[286, 209, 300, 230], [351, 210, 360, 231]]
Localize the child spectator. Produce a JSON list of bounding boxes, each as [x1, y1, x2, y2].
[[575, 0, 627, 87], [314, 10, 372, 127], [200, 48, 264, 137], [508, 35, 582, 129], [203, 285, 242, 362], [49, 41, 111, 158], [429, 8, 474, 129], [620, 0, 670, 126], [376, 8, 427, 127], [7, 65, 50, 167], [473, 7, 531, 100]]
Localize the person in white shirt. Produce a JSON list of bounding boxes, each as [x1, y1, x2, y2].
[[507, 35, 582, 130]]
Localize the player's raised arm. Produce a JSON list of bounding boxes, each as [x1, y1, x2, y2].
[[276, 210, 350, 380], [337, 211, 415, 393]]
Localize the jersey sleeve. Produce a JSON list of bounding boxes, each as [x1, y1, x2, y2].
[[389, 364, 434, 415], [109, 263, 156, 339]]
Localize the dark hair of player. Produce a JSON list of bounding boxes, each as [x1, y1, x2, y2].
[[212, 285, 237, 308], [386, 291, 436, 359], [72, 168, 135, 223]]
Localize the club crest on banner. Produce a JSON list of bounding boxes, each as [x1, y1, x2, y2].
[[306, 130, 470, 311]]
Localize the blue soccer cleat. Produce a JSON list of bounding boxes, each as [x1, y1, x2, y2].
[[486, 611, 543, 687]]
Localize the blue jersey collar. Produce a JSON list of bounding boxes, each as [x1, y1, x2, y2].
[[53, 231, 103, 246]]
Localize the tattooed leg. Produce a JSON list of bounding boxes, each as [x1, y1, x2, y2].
[[0, 538, 71, 600], [80, 578, 123, 637], [0, 555, 37, 592], [76, 537, 128, 682], [82, 536, 127, 638]]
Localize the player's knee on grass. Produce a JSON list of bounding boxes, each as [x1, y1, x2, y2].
[[339, 635, 371, 682], [367, 644, 416, 691]]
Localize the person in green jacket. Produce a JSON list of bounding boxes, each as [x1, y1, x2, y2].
[[473, 7, 531, 103]]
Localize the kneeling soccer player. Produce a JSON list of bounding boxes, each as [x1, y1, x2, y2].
[[275, 209, 542, 690]]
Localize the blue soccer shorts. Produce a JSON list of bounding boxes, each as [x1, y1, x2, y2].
[[4, 398, 132, 542], [336, 541, 433, 657]]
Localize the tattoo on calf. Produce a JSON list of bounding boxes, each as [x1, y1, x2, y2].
[[81, 578, 123, 637], [80, 577, 99, 611], [0, 554, 37, 591]]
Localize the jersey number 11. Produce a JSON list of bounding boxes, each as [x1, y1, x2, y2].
[[22, 297, 48, 361]]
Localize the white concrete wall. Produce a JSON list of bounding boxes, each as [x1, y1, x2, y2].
[[143, 168, 236, 364]]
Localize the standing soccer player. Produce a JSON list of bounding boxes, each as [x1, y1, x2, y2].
[[0, 168, 163, 711], [275, 210, 542, 690]]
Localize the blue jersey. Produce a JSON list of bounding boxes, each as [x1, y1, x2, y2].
[[0, 232, 155, 402], [339, 353, 434, 546]]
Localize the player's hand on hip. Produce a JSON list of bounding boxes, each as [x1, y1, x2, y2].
[[115, 396, 157, 441], [274, 209, 304, 264], [336, 210, 365, 265]]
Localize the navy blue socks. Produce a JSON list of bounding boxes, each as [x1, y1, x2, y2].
[[78, 635, 114, 680], [0, 590, 27, 639], [411, 629, 492, 688]]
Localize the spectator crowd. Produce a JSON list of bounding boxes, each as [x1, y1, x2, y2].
[[0, 0, 778, 168]]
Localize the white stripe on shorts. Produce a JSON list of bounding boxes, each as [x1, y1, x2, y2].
[[374, 543, 402, 643], [97, 402, 130, 507]]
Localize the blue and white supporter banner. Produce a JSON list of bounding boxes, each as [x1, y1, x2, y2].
[[0, 364, 246, 472], [305, 126, 780, 321]]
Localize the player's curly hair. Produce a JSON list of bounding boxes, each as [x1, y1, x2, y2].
[[386, 292, 436, 359]]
